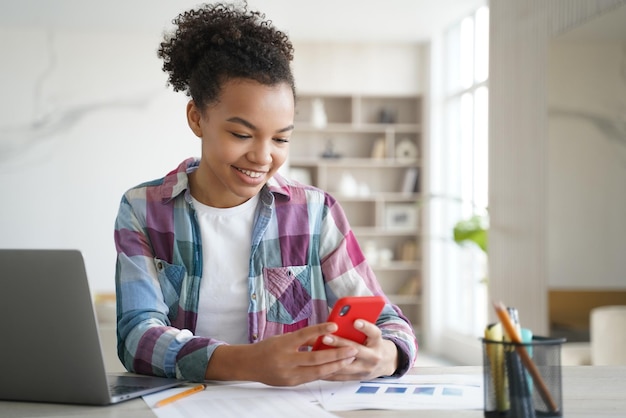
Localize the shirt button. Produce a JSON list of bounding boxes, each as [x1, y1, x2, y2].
[[251, 293, 256, 300], [252, 334, 258, 341], [175, 329, 193, 343], [157, 261, 164, 271]]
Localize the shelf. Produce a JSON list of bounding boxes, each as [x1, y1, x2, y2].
[[291, 93, 423, 330], [329, 193, 421, 202], [295, 123, 421, 133], [290, 158, 420, 168], [353, 227, 420, 236], [371, 261, 421, 271]]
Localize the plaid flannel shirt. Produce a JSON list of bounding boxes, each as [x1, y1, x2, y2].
[[114, 158, 417, 382]]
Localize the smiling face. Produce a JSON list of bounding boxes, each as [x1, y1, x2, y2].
[[186, 78, 295, 208]]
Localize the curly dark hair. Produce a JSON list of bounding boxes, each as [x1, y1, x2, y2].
[[157, 2, 296, 109]]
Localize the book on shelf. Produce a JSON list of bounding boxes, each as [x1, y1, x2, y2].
[[401, 167, 420, 195]]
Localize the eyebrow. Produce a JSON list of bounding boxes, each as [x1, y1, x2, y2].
[[226, 117, 294, 134]]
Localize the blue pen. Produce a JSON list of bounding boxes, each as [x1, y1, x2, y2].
[[521, 328, 534, 393]]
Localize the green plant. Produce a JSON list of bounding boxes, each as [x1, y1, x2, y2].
[[453, 213, 489, 285], [453, 214, 488, 254]]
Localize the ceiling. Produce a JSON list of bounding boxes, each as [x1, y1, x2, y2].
[[0, 0, 485, 42]]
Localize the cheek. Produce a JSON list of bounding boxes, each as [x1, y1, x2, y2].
[[202, 138, 237, 163], [272, 146, 289, 168]]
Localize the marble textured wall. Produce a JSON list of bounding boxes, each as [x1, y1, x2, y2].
[[0, 27, 198, 293]]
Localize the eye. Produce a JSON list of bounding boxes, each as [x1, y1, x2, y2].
[[273, 137, 290, 144], [230, 132, 251, 139]]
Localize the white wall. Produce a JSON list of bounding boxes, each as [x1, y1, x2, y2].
[[547, 41, 626, 288], [292, 42, 425, 95], [488, 0, 626, 335]]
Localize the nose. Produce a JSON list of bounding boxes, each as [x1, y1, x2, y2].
[[248, 139, 273, 165]]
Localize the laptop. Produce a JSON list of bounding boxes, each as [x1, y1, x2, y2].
[[0, 249, 182, 405]]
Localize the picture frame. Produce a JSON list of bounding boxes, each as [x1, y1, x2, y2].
[[385, 204, 418, 230]]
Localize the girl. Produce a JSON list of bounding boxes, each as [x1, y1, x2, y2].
[[114, 2, 417, 385]]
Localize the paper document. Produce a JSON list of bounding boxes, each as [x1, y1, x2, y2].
[[319, 374, 484, 411], [143, 374, 483, 417], [144, 381, 338, 418]]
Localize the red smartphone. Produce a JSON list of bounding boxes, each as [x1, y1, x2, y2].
[[312, 295, 385, 350]]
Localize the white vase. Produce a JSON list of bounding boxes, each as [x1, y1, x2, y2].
[[339, 172, 358, 197], [311, 98, 327, 128]]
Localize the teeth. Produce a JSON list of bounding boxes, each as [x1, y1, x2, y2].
[[238, 168, 263, 178]]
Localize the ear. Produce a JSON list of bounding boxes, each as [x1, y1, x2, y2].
[[186, 100, 204, 138]]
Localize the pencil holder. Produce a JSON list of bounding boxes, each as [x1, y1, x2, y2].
[[482, 336, 565, 418]]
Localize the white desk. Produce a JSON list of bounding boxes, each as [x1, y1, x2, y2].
[[2, 366, 625, 417]]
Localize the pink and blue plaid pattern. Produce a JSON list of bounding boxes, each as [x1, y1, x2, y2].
[[114, 158, 417, 382]]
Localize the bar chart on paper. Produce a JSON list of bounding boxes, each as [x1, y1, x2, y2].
[[319, 374, 483, 411]]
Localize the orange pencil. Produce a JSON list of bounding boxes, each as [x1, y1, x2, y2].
[[155, 384, 205, 408], [493, 302, 558, 413]]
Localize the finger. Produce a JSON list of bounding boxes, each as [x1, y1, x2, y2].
[[288, 322, 338, 347], [315, 356, 358, 379], [316, 333, 362, 350], [353, 319, 382, 344], [319, 319, 382, 349], [298, 344, 359, 366], [320, 357, 375, 382]]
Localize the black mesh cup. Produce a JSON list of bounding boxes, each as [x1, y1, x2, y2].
[[482, 336, 565, 417]]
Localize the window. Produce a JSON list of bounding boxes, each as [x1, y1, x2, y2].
[[426, 5, 489, 364]]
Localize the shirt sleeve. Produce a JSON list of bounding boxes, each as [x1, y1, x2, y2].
[[114, 192, 221, 382], [318, 195, 418, 376]]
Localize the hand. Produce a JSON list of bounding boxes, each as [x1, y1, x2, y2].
[[205, 322, 359, 386], [318, 319, 399, 381]]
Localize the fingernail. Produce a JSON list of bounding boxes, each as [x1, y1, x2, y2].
[[354, 320, 364, 328], [323, 336, 333, 344]]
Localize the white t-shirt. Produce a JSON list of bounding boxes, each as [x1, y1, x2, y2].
[[192, 194, 259, 344]]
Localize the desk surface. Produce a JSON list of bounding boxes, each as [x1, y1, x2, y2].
[[2, 366, 625, 418]]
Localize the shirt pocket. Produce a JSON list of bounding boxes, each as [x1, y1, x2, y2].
[[263, 265, 312, 325], [154, 258, 186, 320]]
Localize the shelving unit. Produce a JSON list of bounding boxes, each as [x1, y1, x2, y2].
[[289, 94, 423, 334]]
